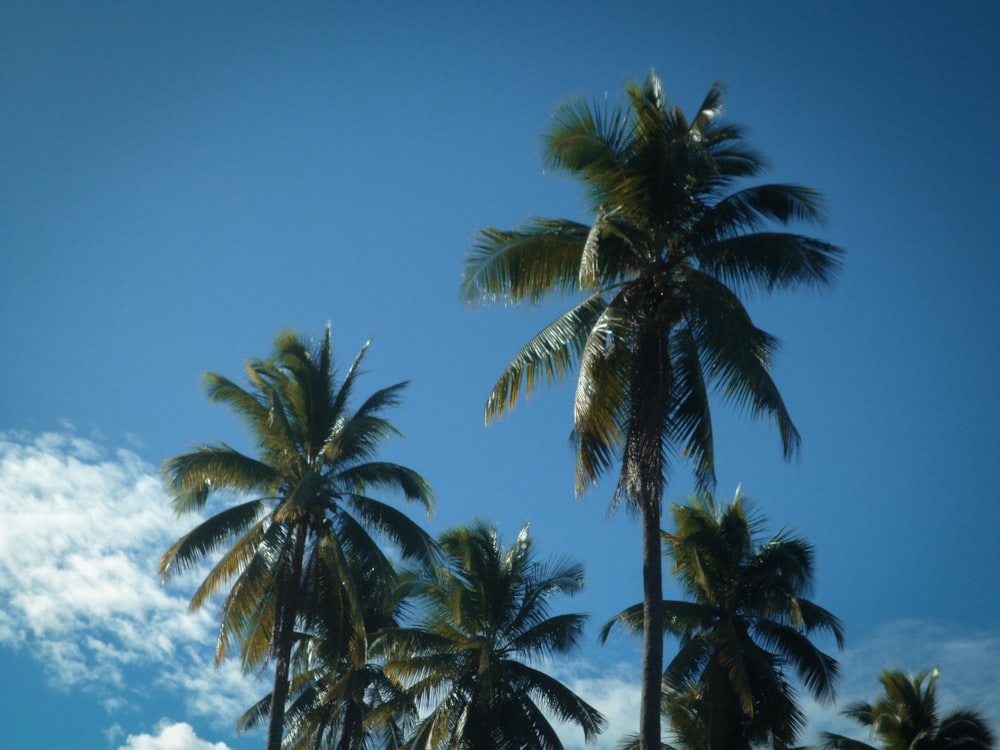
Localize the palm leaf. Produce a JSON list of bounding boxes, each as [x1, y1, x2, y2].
[[485, 293, 607, 422], [461, 218, 590, 305]]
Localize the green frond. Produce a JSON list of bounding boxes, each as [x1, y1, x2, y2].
[[506, 661, 608, 741], [543, 94, 630, 182], [323, 381, 408, 466], [598, 602, 644, 642], [696, 231, 843, 295], [685, 270, 801, 458], [508, 612, 589, 658], [162, 445, 279, 514], [202, 372, 270, 431], [484, 293, 607, 423], [663, 636, 713, 694], [158, 498, 267, 581], [668, 326, 715, 491], [572, 301, 631, 492], [752, 618, 840, 702], [461, 218, 590, 305], [186, 515, 270, 612], [338, 461, 433, 509], [340, 491, 437, 565]]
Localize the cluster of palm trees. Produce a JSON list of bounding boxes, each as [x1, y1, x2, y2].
[[159, 72, 995, 750]]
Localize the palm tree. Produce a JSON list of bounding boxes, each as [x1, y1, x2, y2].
[[601, 491, 845, 750], [159, 326, 436, 750], [820, 669, 995, 750], [461, 71, 842, 750], [384, 520, 607, 750], [237, 560, 419, 750]]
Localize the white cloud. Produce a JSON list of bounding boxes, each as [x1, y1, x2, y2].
[[544, 657, 640, 750], [117, 721, 231, 750], [0, 431, 258, 723]]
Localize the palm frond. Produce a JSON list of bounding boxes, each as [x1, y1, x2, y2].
[[461, 218, 590, 305], [685, 270, 801, 459], [485, 293, 607, 423], [159, 498, 267, 580], [544, 94, 630, 183], [162, 445, 278, 514]]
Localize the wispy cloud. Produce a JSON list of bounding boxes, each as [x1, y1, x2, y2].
[[0, 431, 260, 737]]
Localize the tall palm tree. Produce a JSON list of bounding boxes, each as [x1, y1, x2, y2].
[[384, 520, 607, 750], [461, 71, 842, 750], [601, 491, 845, 750], [159, 326, 436, 750], [820, 669, 995, 750]]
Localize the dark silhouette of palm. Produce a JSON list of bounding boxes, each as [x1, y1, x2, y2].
[[820, 669, 995, 750], [602, 491, 844, 750], [159, 327, 435, 750], [384, 520, 606, 750]]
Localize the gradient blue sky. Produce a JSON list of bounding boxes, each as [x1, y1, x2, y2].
[[2, 3, 999, 749]]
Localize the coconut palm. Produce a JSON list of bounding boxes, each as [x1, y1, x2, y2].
[[384, 520, 607, 750], [601, 491, 845, 750], [159, 326, 435, 750], [237, 560, 419, 750], [820, 669, 995, 750], [461, 71, 842, 750]]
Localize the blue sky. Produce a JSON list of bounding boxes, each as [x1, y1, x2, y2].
[[2, 2, 999, 749]]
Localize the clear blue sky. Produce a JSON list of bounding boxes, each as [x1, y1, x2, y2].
[[2, 3, 998, 749]]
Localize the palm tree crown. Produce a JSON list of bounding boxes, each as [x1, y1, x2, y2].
[[384, 520, 607, 750], [602, 491, 845, 750], [159, 326, 435, 750], [820, 669, 995, 750], [462, 71, 842, 750]]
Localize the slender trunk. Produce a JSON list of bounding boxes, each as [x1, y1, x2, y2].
[[629, 317, 670, 750], [266, 521, 307, 750], [639, 495, 664, 750]]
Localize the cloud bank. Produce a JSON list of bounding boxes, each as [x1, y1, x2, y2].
[[0, 431, 258, 744]]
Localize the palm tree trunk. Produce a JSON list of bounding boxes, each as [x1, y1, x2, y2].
[[266, 521, 307, 750], [630, 319, 670, 750], [640, 496, 664, 750]]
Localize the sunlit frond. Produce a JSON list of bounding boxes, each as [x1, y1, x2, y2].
[[484, 293, 606, 423], [158, 498, 267, 580]]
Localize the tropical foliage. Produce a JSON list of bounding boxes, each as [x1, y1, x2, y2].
[[461, 70, 842, 750], [602, 491, 845, 750], [236, 558, 418, 750], [159, 327, 435, 750], [820, 669, 995, 750], [383, 520, 607, 750], [144, 72, 988, 750]]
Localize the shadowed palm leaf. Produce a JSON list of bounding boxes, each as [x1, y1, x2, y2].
[[384, 520, 606, 750]]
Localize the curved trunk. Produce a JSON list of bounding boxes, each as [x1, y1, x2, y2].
[[266, 521, 308, 750]]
